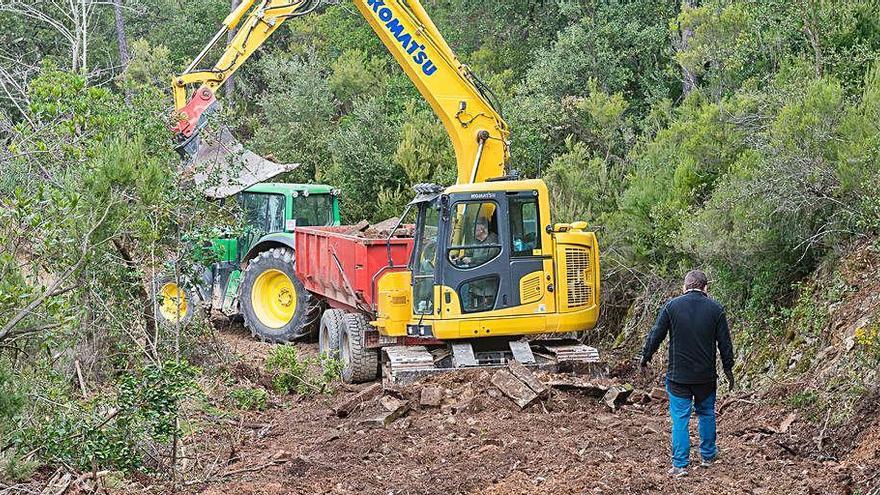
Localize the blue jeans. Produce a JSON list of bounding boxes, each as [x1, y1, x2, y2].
[[666, 380, 718, 468]]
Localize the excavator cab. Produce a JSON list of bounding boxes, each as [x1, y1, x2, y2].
[[381, 178, 600, 342]]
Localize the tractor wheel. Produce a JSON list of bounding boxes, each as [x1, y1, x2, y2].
[[340, 313, 379, 384], [240, 248, 313, 343], [318, 309, 346, 359], [152, 274, 198, 327]]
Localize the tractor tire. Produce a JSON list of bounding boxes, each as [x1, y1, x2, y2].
[[239, 247, 313, 343], [340, 313, 379, 384], [318, 309, 346, 359], [152, 274, 199, 328]]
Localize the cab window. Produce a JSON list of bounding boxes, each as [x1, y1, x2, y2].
[[293, 194, 334, 226], [413, 204, 439, 314], [242, 192, 285, 234], [509, 194, 541, 257], [447, 201, 500, 269]]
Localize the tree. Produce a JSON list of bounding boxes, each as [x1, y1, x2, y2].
[[224, 0, 240, 103], [113, 0, 131, 104]]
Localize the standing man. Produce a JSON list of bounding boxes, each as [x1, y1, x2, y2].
[[640, 270, 735, 477]]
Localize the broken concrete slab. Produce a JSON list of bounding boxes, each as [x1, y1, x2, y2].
[[333, 383, 382, 418], [420, 386, 443, 407], [360, 401, 410, 428], [491, 368, 538, 409], [366, 217, 400, 233], [545, 379, 609, 397], [507, 361, 548, 397], [603, 384, 634, 410], [380, 395, 407, 413], [345, 220, 370, 235]]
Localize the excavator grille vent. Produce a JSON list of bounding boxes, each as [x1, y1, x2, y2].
[[520, 273, 542, 304], [565, 247, 593, 308]]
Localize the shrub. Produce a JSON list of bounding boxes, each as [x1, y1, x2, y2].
[[229, 387, 268, 411], [265, 346, 341, 396]]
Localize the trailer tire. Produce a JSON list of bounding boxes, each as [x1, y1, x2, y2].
[[152, 274, 199, 328], [318, 309, 346, 359], [340, 313, 379, 383], [240, 248, 313, 343]]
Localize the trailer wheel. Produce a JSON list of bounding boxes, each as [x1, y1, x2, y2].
[[318, 309, 345, 359], [240, 247, 313, 343], [340, 313, 379, 383], [152, 274, 199, 327]]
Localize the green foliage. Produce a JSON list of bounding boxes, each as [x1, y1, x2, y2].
[[393, 100, 456, 186], [786, 389, 819, 410], [119, 39, 173, 92], [1, 453, 39, 482], [229, 386, 269, 411], [324, 96, 403, 222], [0, 361, 24, 435], [249, 51, 336, 183], [329, 49, 387, 108], [510, 0, 680, 173], [265, 346, 340, 396], [117, 360, 200, 444], [7, 359, 197, 473]]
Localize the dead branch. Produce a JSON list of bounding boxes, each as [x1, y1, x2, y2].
[[220, 458, 288, 479]]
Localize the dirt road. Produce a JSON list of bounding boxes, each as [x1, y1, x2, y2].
[[150, 329, 879, 495]]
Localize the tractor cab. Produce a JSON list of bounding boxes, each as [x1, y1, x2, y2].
[[241, 183, 340, 231], [153, 182, 342, 330], [236, 183, 341, 257]]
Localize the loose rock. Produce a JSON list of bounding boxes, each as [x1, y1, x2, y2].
[[420, 386, 443, 407]]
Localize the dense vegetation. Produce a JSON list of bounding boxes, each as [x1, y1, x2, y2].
[[1, 0, 879, 482]]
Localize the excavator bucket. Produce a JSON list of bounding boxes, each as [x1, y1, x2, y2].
[[179, 126, 299, 199]]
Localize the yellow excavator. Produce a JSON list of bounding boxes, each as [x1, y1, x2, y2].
[[172, 0, 601, 382]]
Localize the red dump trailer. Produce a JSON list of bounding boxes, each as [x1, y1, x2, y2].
[[293, 226, 413, 313], [293, 225, 423, 383]]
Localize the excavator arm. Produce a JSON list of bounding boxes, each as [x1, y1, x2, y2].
[[172, 0, 511, 188], [351, 0, 510, 183]]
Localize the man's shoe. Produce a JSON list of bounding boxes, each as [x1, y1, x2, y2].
[[668, 467, 688, 477], [701, 453, 719, 467]]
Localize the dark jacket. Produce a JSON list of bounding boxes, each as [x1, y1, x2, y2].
[[641, 290, 734, 384]]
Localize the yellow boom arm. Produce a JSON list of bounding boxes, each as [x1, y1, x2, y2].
[[172, 0, 511, 184]]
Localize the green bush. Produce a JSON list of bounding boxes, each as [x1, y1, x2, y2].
[[6, 360, 200, 473], [229, 387, 269, 411], [265, 346, 341, 396]]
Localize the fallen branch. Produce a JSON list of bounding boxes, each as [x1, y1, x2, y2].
[[74, 360, 87, 396], [718, 394, 757, 415], [220, 458, 288, 479], [817, 407, 832, 452]]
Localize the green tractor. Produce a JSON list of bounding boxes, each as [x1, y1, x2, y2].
[[153, 183, 341, 342]]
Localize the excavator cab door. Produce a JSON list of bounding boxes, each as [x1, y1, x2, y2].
[[438, 192, 513, 314], [435, 189, 549, 318], [410, 199, 441, 316]]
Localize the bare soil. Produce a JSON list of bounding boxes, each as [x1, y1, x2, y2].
[[117, 325, 880, 495]]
